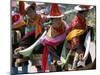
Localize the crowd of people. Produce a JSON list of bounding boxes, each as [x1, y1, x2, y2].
[[11, 1, 96, 75]]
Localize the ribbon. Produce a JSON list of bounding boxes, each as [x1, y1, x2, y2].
[[41, 46, 48, 72]]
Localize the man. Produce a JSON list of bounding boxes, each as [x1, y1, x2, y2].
[[11, 12, 26, 74], [66, 5, 93, 69], [14, 2, 47, 73], [40, 3, 69, 72]]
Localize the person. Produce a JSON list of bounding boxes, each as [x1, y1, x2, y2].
[[11, 12, 26, 75], [66, 5, 93, 69], [14, 2, 47, 73], [40, 3, 69, 72]]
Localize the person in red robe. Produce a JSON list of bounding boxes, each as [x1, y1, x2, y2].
[[66, 5, 93, 69]]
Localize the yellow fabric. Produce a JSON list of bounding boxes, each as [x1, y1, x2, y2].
[[13, 21, 25, 28], [66, 29, 85, 41]]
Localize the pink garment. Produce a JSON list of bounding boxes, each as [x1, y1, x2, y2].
[[41, 21, 68, 72], [41, 20, 68, 46]]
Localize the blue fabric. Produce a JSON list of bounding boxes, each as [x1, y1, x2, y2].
[[47, 51, 51, 64], [11, 67, 18, 75], [22, 63, 28, 74], [11, 63, 28, 74], [25, 25, 35, 34]]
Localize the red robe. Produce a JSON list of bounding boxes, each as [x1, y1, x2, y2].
[[67, 14, 86, 48]]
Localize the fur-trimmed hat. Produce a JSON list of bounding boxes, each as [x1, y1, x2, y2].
[[74, 5, 93, 11]]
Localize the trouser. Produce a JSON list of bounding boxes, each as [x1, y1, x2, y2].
[[21, 63, 28, 74], [11, 67, 18, 75], [11, 63, 28, 75]]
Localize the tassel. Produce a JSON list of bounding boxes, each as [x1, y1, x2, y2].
[[41, 46, 48, 72], [19, 1, 25, 15]]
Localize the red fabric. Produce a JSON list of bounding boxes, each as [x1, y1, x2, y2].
[[41, 46, 48, 72], [50, 3, 61, 16], [19, 1, 25, 15], [12, 14, 20, 24], [22, 30, 35, 40], [26, 30, 35, 37], [70, 15, 86, 30]]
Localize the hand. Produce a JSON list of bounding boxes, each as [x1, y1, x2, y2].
[[15, 58, 23, 67], [14, 47, 24, 55], [78, 53, 84, 61]]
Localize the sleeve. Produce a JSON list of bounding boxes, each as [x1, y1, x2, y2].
[[19, 32, 36, 48]]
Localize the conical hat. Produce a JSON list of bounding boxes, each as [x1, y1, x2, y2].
[[47, 3, 64, 18]]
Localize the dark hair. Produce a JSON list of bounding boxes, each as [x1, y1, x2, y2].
[[25, 2, 36, 15], [25, 6, 36, 15], [78, 10, 89, 13]]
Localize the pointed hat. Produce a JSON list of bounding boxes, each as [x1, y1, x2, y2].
[[47, 3, 64, 18]]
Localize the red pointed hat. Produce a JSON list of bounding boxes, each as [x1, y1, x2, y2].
[[47, 3, 64, 18], [74, 5, 93, 11]]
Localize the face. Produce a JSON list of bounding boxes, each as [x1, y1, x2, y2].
[[52, 18, 61, 24], [26, 8, 36, 19], [52, 18, 62, 28]]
